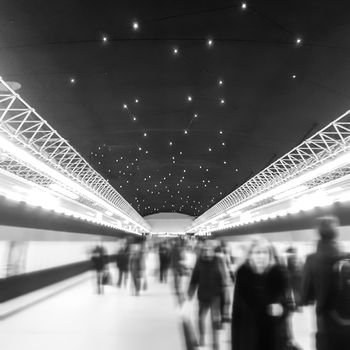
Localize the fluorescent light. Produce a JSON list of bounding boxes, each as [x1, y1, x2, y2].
[[192, 149, 350, 232], [49, 183, 79, 200], [273, 185, 308, 200], [0, 134, 148, 232]]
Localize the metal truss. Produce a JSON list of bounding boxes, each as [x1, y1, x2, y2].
[[0, 77, 150, 232], [189, 109, 350, 232], [0, 157, 53, 187]]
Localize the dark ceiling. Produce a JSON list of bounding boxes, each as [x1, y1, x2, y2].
[[0, 0, 350, 217]]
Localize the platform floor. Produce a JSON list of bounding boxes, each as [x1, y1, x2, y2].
[[0, 272, 185, 350], [0, 270, 317, 350]]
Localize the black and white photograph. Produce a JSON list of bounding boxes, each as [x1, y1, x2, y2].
[[1, 1, 350, 350]]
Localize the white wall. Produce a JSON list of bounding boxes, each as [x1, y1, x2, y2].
[[0, 225, 122, 278]]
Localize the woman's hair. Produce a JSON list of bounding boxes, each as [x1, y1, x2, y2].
[[245, 236, 280, 269]]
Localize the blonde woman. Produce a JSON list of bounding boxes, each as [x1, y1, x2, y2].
[[231, 237, 293, 350]]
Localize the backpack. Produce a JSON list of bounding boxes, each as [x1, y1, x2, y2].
[[331, 258, 350, 324]]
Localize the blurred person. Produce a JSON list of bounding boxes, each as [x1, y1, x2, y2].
[[140, 242, 148, 291], [91, 243, 107, 295], [214, 244, 232, 324], [301, 216, 350, 350], [159, 241, 171, 283], [188, 240, 227, 350], [231, 237, 293, 350], [116, 242, 130, 288], [286, 246, 303, 310], [171, 238, 188, 304], [130, 243, 147, 296]]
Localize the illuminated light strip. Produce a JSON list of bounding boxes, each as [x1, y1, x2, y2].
[[0, 186, 134, 233], [190, 149, 350, 233], [273, 185, 308, 200], [0, 77, 150, 233], [200, 190, 350, 234], [0, 168, 139, 234], [0, 134, 148, 232], [189, 110, 350, 233]]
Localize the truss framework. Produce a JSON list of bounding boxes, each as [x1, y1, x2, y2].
[[189, 110, 350, 233], [0, 77, 150, 232]]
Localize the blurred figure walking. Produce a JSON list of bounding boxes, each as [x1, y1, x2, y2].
[[231, 237, 293, 350], [159, 242, 171, 283], [302, 216, 350, 350], [286, 246, 303, 310], [130, 243, 147, 296], [188, 240, 226, 350], [91, 243, 107, 295], [116, 242, 130, 288], [171, 238, 188, 304], [214, 244, 232, 324]]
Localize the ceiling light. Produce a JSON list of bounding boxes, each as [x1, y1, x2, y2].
[[70, 78, 75, 84], [184, 130, 188, 134], [102, 35, 108, 43], [292, 75, 296, 79], [123, 104, 128, 109], [207, 38, 213, 47], [296, 37, 302, 45], [241, 2, 247, 10], [173, 47, 179, 55], [135, 98, 139, 103], [218, 80, 223, 86], [220, 98, 225, 104], [187, 95, 192, 102], [132, 21, 139, 31], [133, 116, 137, 121], [143, 132, 147, 137], [194, 113, 198, 118]]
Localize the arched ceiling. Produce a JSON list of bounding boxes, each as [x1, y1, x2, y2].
[[0, 0, 350, 217]]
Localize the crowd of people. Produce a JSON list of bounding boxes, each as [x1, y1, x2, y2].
[[90, 215, 350, 350]]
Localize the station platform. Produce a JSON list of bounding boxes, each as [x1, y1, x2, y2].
[[0, 269, 316, 350], [0, 271, 185, 350]]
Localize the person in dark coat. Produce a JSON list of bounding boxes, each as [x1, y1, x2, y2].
[[116, 243, 130, 288], [91, 244, 107, 294], [301, 216, 350, 350], [286, 246, 303, 310], [188, 240, 227, 350], [159, 242, 171, 283], [231, 237, 292, 350]]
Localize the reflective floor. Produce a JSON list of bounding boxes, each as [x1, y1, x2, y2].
[[0, 272, 184, 350], [0, 270, 316, 350]]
